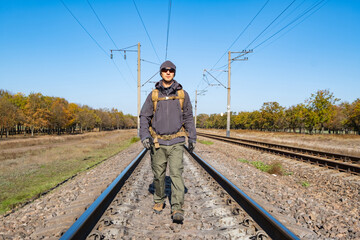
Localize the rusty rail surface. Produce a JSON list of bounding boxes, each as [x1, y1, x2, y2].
[[198, 132, 360, 175]]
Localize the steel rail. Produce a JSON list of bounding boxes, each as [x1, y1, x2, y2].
[[60, 149, 147, 240], [185, 146, 300, 240], [199, 132, 360, 163], [198, 132, 360, 175]]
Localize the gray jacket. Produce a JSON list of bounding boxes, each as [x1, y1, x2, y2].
[[140, 80, 196, 146]]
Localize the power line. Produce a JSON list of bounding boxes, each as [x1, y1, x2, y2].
[[266, 0, 307, 34], [200, 0, 269, 90], [60, 0, 108, 57], [86, 0, 137, 83], [244, 0, 297, 50], [257, 1, 327, 53], [209, 0, 327, 83], [165, 0, 172, 60], [132, 0, 161, 63], [86, 0, 118, 49], [142, 71, 160, 87], [253, 0, 327, 50], [211, 0, 269, 70], [141, 59, 160, 65], [111, 59, 133, 88], [60, 0, 132, 88]]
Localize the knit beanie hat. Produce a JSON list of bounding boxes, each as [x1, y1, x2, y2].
[[160, 60, 176, 76]]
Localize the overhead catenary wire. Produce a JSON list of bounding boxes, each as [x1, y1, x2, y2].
[[86, 0, 137, 83], [111, 60, 133, 88], [132, 0, 161, 63], [60, 0, 108, 57], [215, 0, 327, 73], [265, 0, 307, 35], [257, 0, 328, 53], [210, 0, 269, 70], [165, 0, 172, 60], [244, 0, 297, 50], [202, 0, 328, 94], [199, 0, 269, 92], [60, 0, 132, 88], [141, 59, 160, 65], [142, 71, 160, 87], [252, 0, 327, 50], [86, 0, 118, 49]]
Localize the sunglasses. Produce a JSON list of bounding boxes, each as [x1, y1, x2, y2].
[[161, 68, 175, 73]]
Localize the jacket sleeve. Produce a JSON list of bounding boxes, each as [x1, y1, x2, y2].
[[139, 93, 154, 141], [183, 90, 197, 143]]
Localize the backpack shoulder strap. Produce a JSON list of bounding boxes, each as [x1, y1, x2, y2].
[[177, 89, 185, 112], [152, 89, 159, 113]]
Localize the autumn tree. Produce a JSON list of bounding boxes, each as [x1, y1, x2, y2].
[[76, 106, 98, 133], [343, 99, 360, 134], [260, 102, 285, 131], [123, 114, 137, 128], [196, 114, 209, 128], [111, 108, 125, 129], [234, 112, 250, 129], [0, 96, 19, 137], [306, 89, 339, 133], [324, 104, 345, 134], [49, 97, 71, 134], [23, 93, 51, 136], [96, 108, 112, 131], [285, 104, 306, 133]]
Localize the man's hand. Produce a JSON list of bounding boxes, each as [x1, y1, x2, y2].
[[142, 138, 152, 150], [188, 142, 196, 152]]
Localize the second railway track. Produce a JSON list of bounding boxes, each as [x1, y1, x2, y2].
[[197, 132, 360, 175], [60, 148, 300, 240]]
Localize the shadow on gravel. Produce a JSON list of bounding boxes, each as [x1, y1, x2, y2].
[[148, 176, 188, 206]]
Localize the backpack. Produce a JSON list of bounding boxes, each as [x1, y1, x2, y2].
[[149, 89, 188, 148], [151, 89, 185, 113]]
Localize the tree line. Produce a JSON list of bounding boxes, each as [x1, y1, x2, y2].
[[0, 90, 137, 138], [197, 89, 360, 135]]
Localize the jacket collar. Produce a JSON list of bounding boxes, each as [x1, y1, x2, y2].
[[155, 80, 183, 94]]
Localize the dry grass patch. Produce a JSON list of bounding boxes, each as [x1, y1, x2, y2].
[[0, 130, 138, 215]]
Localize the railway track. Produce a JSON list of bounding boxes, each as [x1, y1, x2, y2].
[[198, 132, 360, 175], [60, 148, 300, 240]]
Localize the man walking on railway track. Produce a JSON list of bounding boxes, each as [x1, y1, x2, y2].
[[140, 60, 196, 223]]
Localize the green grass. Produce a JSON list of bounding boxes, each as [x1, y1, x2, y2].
[[130, 136, 140, 143], [300, 181, 310, 188], [198, 139, 214, 145], [238, 158, 249, 163], [237, 159, 290, 176], [0, 136, 137, 215]]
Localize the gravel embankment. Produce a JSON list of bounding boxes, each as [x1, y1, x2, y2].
[[90, 153, 263, 239], [1, 132, 359, 239], [0, 142, 143, 239], [196, 136, 360, 239]]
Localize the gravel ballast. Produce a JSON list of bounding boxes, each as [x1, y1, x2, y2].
[[196, 135, 360, 239]]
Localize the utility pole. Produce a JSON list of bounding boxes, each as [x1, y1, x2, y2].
[[227, 50, 253, 137], [195, 90, 197, 129], [194, 89, 207, 130], [110, 43, 141, 136], [137, 43, 141, 137], [227, 51, 231, 137]]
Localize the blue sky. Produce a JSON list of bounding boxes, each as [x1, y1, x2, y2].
[[1, 0, 359, 115]]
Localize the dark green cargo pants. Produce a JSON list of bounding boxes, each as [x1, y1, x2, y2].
[[150, 142, 184, 213]]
